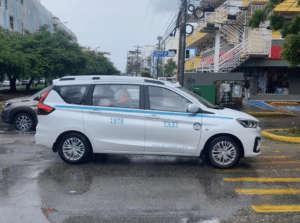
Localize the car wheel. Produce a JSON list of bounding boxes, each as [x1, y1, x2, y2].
[[58, 133, 92, 164], [208, 136, 240, 169], [13, 113, 34, 131]]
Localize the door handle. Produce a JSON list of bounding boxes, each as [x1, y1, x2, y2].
[[146, 115, 160, 119], [88, 109, 101, 113]]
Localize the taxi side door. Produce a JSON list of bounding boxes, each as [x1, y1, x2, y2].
[[144, 85, 202, 155]]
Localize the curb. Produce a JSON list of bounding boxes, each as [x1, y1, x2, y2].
[[270, 102, 298, 105], [247, 112, 296, 117], [262, 129, 300, 144]]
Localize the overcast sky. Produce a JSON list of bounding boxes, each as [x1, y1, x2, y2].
[[40, 0, 180, 73]]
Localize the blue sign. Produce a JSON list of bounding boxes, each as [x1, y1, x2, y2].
[[153, 51, 169, 57]]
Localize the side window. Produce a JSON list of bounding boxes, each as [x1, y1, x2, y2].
[[56, 85, 87, 105], [93, 85, 140, 109], [148, 86, 192, 113]]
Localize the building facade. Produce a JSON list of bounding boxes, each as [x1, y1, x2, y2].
[[186, 0, 300, 95], [0, 0, 77, 40]]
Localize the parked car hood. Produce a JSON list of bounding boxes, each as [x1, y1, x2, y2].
[[5, 96, 32, 104], [217, 108, 259, 121]]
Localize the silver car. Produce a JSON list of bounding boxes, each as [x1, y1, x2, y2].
[[1, 86, 51, 131]]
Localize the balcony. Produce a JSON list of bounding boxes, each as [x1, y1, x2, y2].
[[186, 30, 208, 48], [242, 0, 268, 6]]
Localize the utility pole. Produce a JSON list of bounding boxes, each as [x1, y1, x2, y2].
[[177, 0, 187, 86], [156, 36, 163, 78], [133, 46, 142, 77]]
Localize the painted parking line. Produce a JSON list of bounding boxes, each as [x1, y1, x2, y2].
[[236, 189, 300, 195], [252, 205, 300, 213], [216, 168, 300, 173], [256, 156, 292, 159], [223, 177, 300, 182]]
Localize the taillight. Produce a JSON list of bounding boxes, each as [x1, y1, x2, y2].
[[37, 91, 55, 115]]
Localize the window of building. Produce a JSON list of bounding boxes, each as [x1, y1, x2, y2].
[[21, 0, 23, 5], [169, 49, 177, 54], [5, 0, 7, 10], [0, 0, 2, 8], [9, 16, 14, 30]]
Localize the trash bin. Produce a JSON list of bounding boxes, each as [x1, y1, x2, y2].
[[190, 85, 216, 105], [215, 80, 243, 109]]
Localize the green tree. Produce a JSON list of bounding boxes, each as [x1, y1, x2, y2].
[[77, 47, 120, 76], [248, 0, 300, 67], [157, 59, 177, 77], [0, 28, 30, 91], [24, 26, 87, 90], [163, 59, 177, 77]]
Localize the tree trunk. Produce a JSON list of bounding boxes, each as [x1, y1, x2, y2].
[[26, 79, 33, 92], [10, 77, 17, 92]]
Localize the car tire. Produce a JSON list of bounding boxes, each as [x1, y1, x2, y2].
[[58, 133, 92, 164], [13, 113, 34, 131], [208, 136, 240, 169]]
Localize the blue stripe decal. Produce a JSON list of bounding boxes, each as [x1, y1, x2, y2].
[[54, 105, 234, 120]]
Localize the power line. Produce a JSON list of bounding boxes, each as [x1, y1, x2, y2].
[[137, 0, 152, 45], [143, 0, 161, 45]]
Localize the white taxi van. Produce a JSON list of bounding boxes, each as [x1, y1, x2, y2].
[[35, 76, 261, 168]]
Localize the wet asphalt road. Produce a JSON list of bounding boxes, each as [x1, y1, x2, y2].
[[0, 128, 300, 222]]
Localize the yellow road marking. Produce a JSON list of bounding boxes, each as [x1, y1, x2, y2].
[[252, 205, 300, 213], [215, 168, 300, 173], [253, 161, 300, 165], [257, 156, 291, 159], [236, 189, 300, 195], [261, 146, 269, 149], [223, 177, 300, 182]]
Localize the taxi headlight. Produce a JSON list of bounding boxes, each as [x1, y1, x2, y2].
[[237, 119, 259, 128], [2, 102, 12, 110]]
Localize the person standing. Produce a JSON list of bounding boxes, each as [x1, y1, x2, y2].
[[244, 77, 250, 101]]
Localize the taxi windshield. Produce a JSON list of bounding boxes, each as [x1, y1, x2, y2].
[[178, 87, 218, 109]]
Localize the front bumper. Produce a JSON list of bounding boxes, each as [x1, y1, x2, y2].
[[1, 110, 11, 124]]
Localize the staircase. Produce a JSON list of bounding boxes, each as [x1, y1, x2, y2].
[[196, 0, 271, 73]]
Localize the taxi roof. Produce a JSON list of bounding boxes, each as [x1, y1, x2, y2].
[[53, 75, 180, 88]]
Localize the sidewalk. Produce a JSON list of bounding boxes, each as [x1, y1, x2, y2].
[[250, 94, 300, 102]]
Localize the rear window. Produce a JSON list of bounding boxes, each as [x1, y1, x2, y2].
[[53, 85, 88, 105]]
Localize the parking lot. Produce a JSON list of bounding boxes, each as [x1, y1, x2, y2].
[[0, 130, 300, 222]]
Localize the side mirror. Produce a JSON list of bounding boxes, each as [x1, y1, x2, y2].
[[33, 96, 40, 101], [187, 104, 200, 113]]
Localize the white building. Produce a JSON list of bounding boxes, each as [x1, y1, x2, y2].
[[141, 45, 155, 70], [0, 0, 77, 40], [162, 38, 179, 66]]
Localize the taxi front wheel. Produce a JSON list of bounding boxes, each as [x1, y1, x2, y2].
[[208, 136, 240, 169], [58, 133, 92, 164]]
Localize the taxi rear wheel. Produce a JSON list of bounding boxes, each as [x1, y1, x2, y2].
[[208, 136, 240, 169], [58, 133, 92, 164]]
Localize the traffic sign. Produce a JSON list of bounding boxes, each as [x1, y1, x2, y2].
[[153, 51, 169, 57]]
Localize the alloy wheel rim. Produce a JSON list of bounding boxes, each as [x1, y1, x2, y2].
[[16, 115, 32, 131], [212, 141, 236, 166], [62, 138, 85, 161]]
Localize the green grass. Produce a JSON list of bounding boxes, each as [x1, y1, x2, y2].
[[269, 128, 300, 137]]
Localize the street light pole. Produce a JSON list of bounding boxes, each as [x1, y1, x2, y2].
[[133, 45, 142, 77]]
